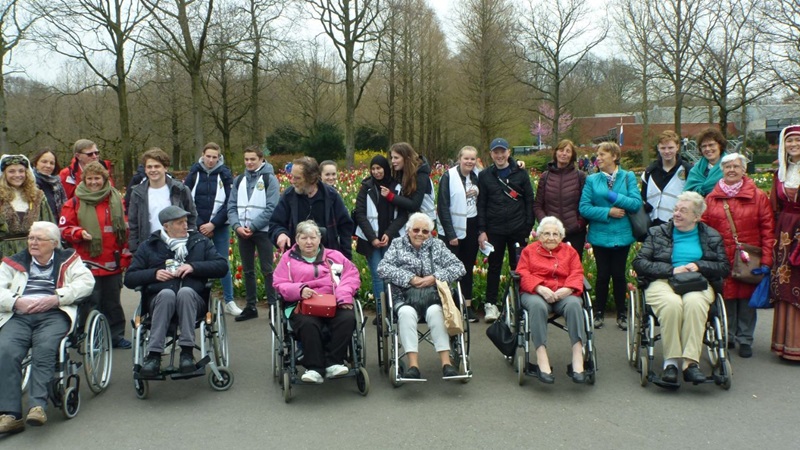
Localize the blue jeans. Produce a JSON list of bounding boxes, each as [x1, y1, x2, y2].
[[211, 225, 234, 303], [367, 247, 388, 302]]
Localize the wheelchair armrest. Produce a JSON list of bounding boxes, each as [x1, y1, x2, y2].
[[511, 271, 520, 282], [583, 277, 592, 292]]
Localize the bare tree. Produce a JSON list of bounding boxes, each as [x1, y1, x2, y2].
[[0, 1, 37, 154], [516, 0, 608, 144], [141, 0, 213, 168], [34, 0, 148, 181], [285, 42, 342, 134], [455, 0, 518, 151], [306, 0, 382, 167], [761, 0, 800, 99]]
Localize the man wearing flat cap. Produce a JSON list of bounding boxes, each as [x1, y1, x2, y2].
[[124, 206, 228, 377]]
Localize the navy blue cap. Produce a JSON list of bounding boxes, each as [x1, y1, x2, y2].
[[490, 138, 509, 151]]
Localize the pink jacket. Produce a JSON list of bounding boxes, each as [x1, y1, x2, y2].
[[273, 246, 361, 305]]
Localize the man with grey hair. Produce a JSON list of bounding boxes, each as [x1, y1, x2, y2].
[[0, 221, 95, 433], [124, 206, 228, 378]]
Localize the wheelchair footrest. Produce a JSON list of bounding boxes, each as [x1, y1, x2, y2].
[[443, 373, 471, 381], [396, 377, 427, 383], [170, 367, 206, 380]]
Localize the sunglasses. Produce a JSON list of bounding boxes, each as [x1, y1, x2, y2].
[[411, 228, 430, 235], [81, 151, 100, 157]]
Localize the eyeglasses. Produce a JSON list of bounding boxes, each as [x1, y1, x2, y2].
[[411, 228, 430, 235], [539, 232, 561, 238], [27, 236, 54, 243], [81, 151, 100, 157]]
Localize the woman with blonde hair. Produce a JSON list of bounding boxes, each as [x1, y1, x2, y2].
[[0, 155, 55, 259]]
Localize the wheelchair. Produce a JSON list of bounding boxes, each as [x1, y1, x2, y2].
[[20, 298, 113, 419], [501, 272, 597, 385], [626, 283, 732, 390], [270, 297, 370, 403], [378, 282, 472, 386], [131, 289, 233, 399]]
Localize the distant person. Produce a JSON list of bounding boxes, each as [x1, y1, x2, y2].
[[320, 160, 338, 188], [30, 148, 67, 217], [59, 139, 114, 199], [641, 131, 693, 226]]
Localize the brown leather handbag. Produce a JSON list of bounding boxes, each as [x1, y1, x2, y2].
[[723, 200, 764, 284]]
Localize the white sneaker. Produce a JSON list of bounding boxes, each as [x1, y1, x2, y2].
[[484, 303, 500, 323], [224, 302, 243, 316], [301, 369, 324, 384], [325, 364, 349, 378]]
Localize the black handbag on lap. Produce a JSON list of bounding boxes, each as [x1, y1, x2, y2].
[[668, 272, 708, 295]]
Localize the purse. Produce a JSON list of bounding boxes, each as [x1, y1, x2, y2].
[[668, 272, 709, 295], [436, 279, 463, 336], [723, 200, 764, 284], [486, 319, 516, 357], [628, 204, 651, 241], [298, 294, 337, 318]]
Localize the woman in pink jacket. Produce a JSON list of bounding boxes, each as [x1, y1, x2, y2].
[[273, 220, 361, 384]]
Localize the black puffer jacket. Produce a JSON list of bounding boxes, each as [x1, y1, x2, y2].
[[390, 157, 432, 214], [477, 157, 535, 235], [124, 231, 229, 304], [632, 222, 730, 292], [533, 162, 586, 235]]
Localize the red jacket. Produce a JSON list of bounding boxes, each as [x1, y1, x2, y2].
[[59, 195, 131, 277], [701, 177, 775, 300], [516, 241, 584, 296], [59, 158, 115, 199]]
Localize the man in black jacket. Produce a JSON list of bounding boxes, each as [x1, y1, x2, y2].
[[124, 206, 229, 377], [477, 138, 535, 322]]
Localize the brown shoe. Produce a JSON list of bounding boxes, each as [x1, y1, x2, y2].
[[25, 406, 47, 427], [0, 414, 24, 433]]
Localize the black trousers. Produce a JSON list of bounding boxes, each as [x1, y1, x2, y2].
[[485, 229, 529, 306], [592, 245, 631, 318], [446, 216, 479, 300], [564, 229, 587, 262], [290, 308, 355, 373]]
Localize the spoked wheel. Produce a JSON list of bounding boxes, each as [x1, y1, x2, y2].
[[134, 378, 149, 400], [282, 372, 292, 403], [356, 367, 370, 396], [212, 300, 230, 368], [516, 354, 525, 386], [61, 386, 80, 419], [380, 293, 390, 374], [355, 302, 367, 367], [271, 304, 281, 380], [21, 350, 31, 393], [585, 345, 597, 385], [626, 289, 638, 365], [209, 367, 234, 391], [84, 311, 113, 394]]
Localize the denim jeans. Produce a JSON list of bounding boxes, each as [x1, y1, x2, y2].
[[367, 247, 388, 303], [211, 225, 235, 303]]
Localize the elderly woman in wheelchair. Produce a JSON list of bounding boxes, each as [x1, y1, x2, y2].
[[0, 222, 94, 433], [273, 220, 361, 385], [516, 216, 588, 384], [377, 212, 466, 380], [632, 191, 730, 388]]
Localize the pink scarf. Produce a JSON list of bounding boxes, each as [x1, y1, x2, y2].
[[718, 178, 743, 197]]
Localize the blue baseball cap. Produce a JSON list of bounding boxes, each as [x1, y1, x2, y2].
[[490, 138, 509, 151]]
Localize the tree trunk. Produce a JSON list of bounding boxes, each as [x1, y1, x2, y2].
[[190, 71, 204, 168], [0, 58, 8, 154]]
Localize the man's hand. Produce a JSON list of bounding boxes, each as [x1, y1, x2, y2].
[[199, 223, 215, 237], [276, 233, 291, 252], [155, 269, 176, 282], [175, 264, 194, 278], [449, 238, 459, 246], [378, 234, 390, 247], [15, 295, 59, 314]]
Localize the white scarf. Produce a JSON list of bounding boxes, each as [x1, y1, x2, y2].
[[161, 229, 188, 263]]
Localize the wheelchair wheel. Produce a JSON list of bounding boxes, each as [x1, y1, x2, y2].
[[212, 300, 230, 368], [134, 378, 149, 400], [61, 386, 80, 419], [209, 367, 234, 391], [270, 303, 281, 380], [356, 367, 370, 396], [626, 289, 638, 366], [721, 360, 732, 390], [355, 301, 367, 366], [380, 293, 390, 374], [282, 372, 292, 403], [639, 355, 649, 387], [21, 350, 31, 393], [516, 354, 525, 386], [390, 360, 404, 388], [84, 310, 113, 394]]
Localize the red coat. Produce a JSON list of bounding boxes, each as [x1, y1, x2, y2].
[[701, 177, 775, 300], [59, 158, 115, 199], [516, 241, 584, 296], [60, 195, 131, 277]]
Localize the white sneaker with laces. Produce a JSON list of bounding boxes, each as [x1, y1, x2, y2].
[[484, 303, 500, 323], [301, 369, 324, 384], [325, 364, 349, 378], [224, 302, 243, 316]]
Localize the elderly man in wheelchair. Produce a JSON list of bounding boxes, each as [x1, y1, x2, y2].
[[124, 206, 228, 378], [0, 222, 94, 434]]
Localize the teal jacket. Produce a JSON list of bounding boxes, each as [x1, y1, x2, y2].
[[683, 156, 723, 196], [579, 168, 642, 247]]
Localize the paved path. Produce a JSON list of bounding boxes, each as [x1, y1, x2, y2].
[[3, 288, 797, 448]]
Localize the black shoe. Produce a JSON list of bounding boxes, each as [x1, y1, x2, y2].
[[727, 340, 736, 350], [572, 371, 586, 384], [466, 308, 478, 323], [617, 315, 628, 331], [442, 364, 458, 377], [235, 306, 258, 322], [536, 366, 555, 384], [738, 344, 753, 358], [372, 316, 378, 325], [113, 338, 132, 349], [661, 365, 679, 384], [683, 363, 706, 384], [593, 315, 604, 329], [140, 356, 161, 377], [180, 353, 196, 373], [405, 366, 421, 379]]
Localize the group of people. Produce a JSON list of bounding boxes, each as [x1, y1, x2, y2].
[[1, 123, 800, 432]]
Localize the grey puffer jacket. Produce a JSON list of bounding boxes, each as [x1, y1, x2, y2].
[[377, 234, 466, 302]]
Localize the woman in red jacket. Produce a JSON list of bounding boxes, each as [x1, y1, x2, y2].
[[516, 216, 587, 383], [60, 161, 132, 348], [702, 153, 775, 358]]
